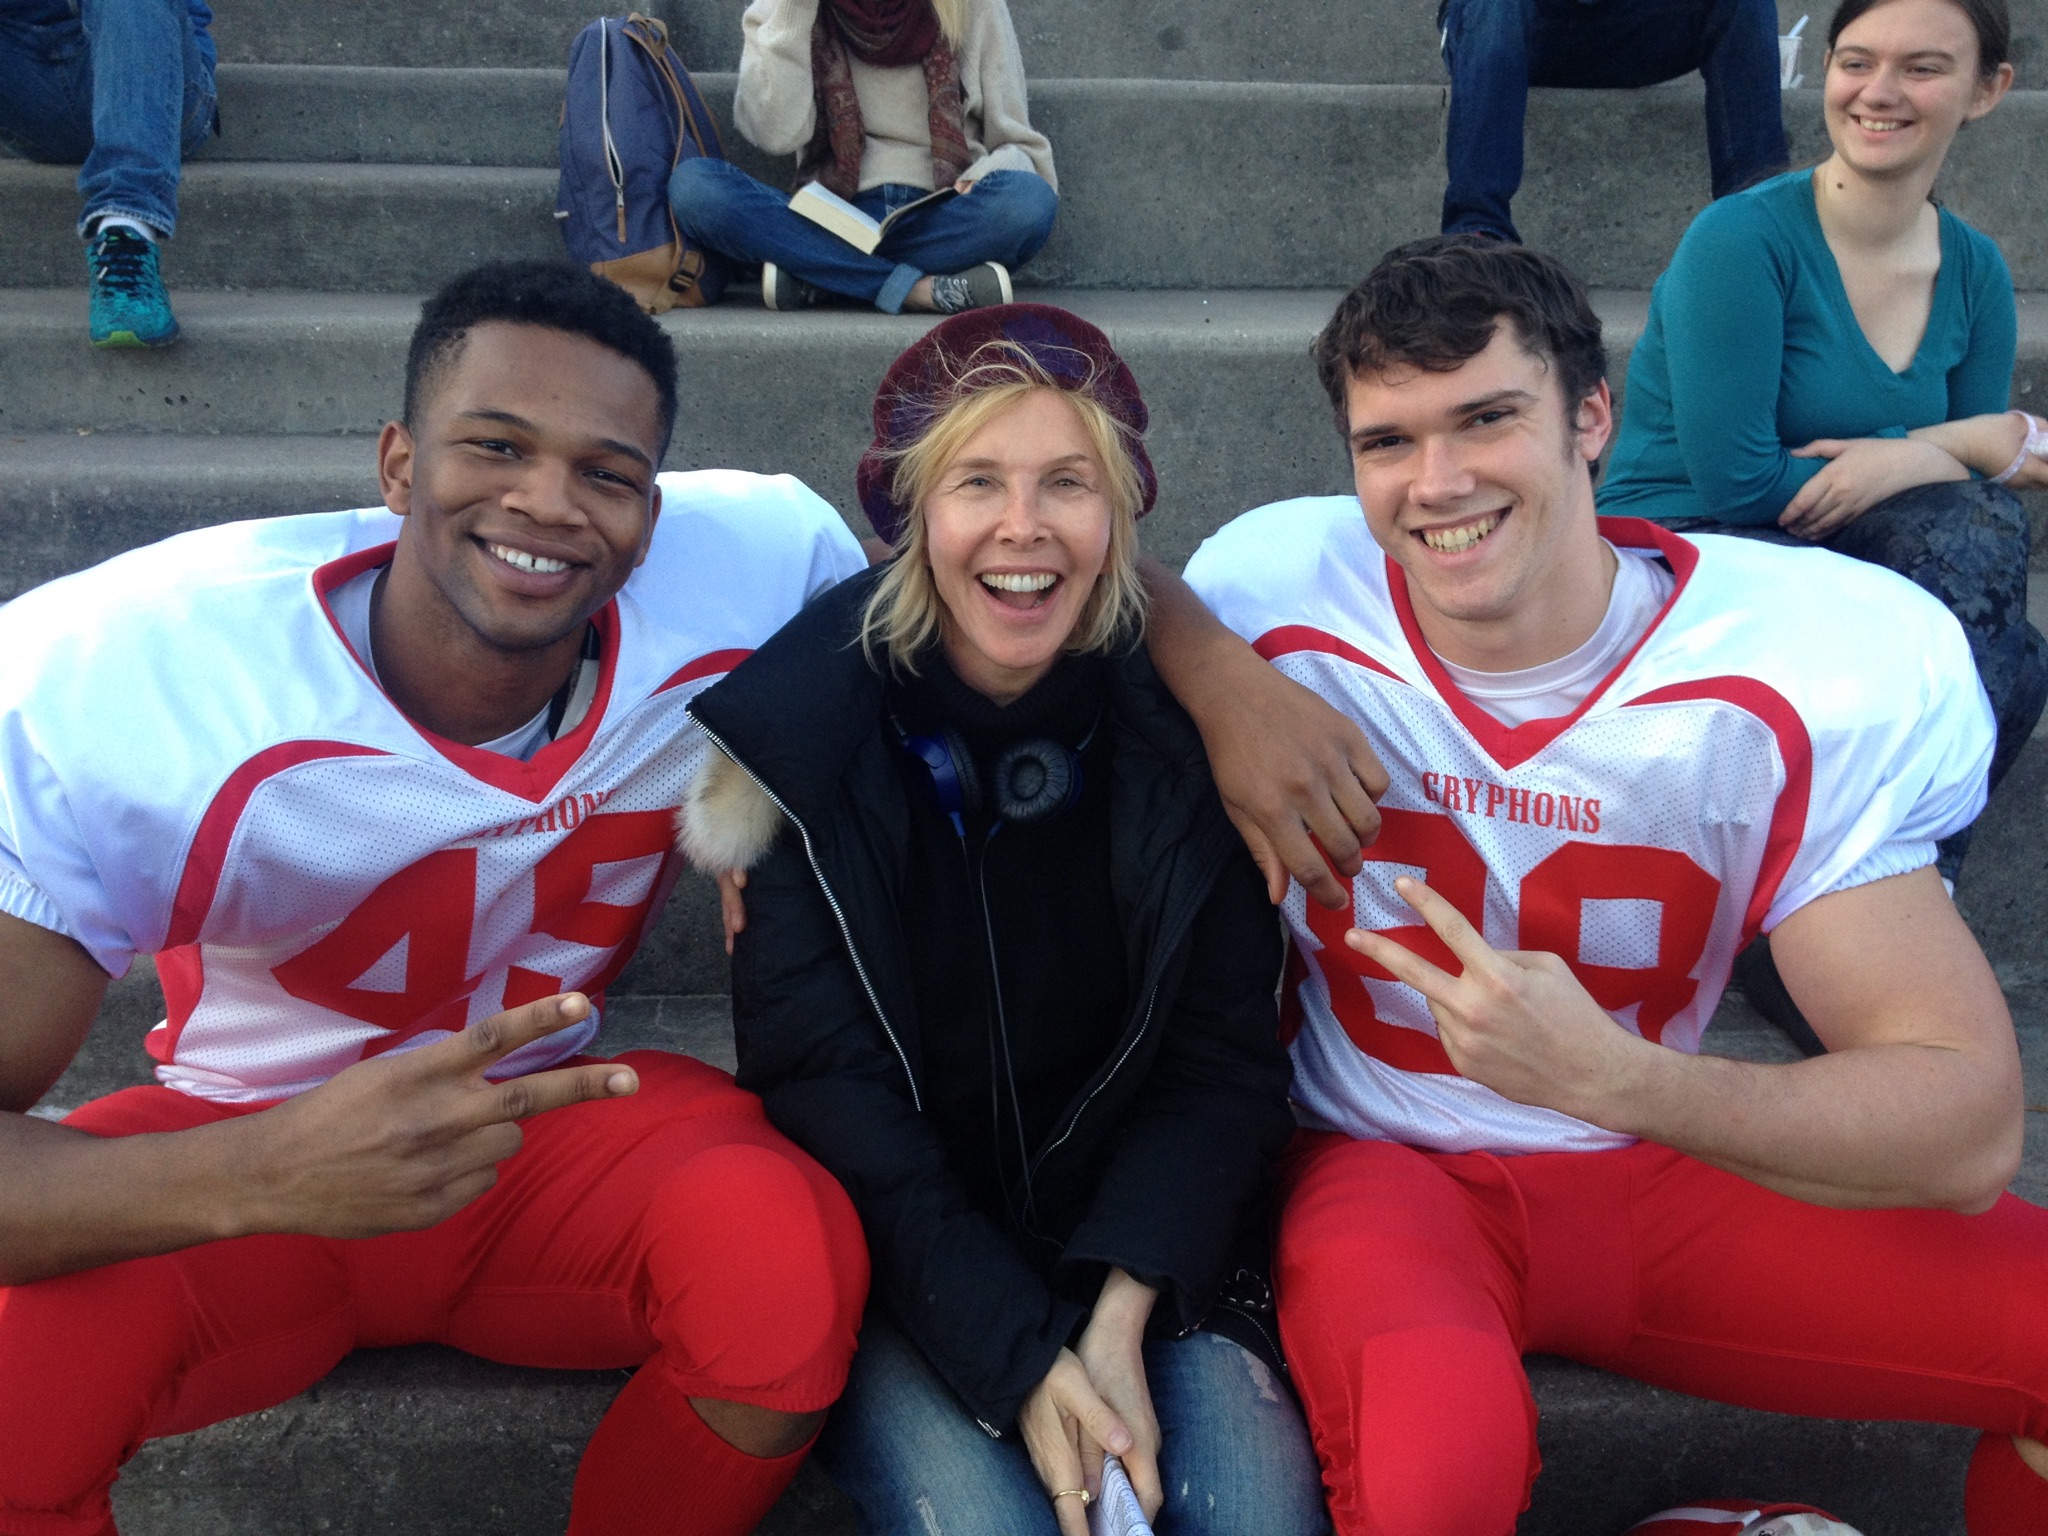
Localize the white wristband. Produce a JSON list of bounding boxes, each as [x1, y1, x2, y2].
[[1991, 410, 2048, 485]]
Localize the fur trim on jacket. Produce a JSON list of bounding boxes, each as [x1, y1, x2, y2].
[[675, 747, 786, 873]]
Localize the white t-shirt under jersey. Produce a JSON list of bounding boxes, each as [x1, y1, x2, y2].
[[1440, 543, 1675, 727]]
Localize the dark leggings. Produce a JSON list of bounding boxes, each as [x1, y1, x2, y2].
[[1674, 478, 2048, 877]]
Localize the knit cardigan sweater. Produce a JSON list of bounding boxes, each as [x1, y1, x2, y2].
[[734, 0, 1058, 193]]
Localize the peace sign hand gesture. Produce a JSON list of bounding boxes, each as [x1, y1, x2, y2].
[[1347, 876, 1657, 1126]]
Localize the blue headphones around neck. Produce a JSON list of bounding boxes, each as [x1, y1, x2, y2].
[[897, 724, 1085, 836]]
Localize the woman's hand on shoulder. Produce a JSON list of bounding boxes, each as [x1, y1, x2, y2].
[[1781, 436, 1968, 539], [1020, 1347, 1137, 1536]]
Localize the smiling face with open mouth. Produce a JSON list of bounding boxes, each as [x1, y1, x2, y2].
[[921, 387, 1114, 705], [1342, 321, 1616, 672], [372, 320, 665, 742], [381, 321, 663, 657], [1822, 0, 2011, 181]]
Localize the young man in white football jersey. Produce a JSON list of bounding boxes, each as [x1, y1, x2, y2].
[[1182, 237, 2048, 1534], [0, 262, 878, 1536]]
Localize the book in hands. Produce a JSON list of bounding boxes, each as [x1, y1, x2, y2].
[[787, 181, 959, 254], [1088, 1457, 1155, 1536]]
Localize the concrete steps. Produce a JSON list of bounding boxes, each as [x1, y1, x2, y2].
[[3, 287, 2043, 599], [201, 0, 2048, 82], [9, 78, 2046, 291], [101, 1341, 1985, 1536]]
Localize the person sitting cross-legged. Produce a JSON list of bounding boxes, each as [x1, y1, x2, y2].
[[670, 0, 1057, 316], [0, 0, 217, 347]]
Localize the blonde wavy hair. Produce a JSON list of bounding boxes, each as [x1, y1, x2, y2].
[[932, 0, 966, 44], [859, 338, 1150, 674]]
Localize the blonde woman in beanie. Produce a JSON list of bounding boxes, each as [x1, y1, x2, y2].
[[678, 306, 1329, 1536]]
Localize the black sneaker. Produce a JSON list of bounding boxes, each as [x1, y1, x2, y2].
[[761, 262, 819, 312], [928, 261, 1013, 314]]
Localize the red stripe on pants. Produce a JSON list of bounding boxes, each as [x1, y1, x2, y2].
[[1274, 1131, 2048, 1536], [0, 1052, 868, 1536]]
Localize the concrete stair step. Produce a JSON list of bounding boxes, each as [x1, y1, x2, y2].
[[198, 0, 1452, 82], [43, 974, 2048, 1536], [13, 82, 2045, 291], [202, 0, 2048, 84], [100, 1343, 1981, 1535], [4, 287, 2044, 597]]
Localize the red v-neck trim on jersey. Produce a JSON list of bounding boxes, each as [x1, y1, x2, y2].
[[311, 543, 624, 804], [1385, 517, 1699, 772]]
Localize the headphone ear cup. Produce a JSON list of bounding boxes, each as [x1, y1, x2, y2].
[[904, 725, 984, 818], [991, 738, 1080, 825]]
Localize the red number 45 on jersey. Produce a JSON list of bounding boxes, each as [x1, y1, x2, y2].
[[272, 810, 677, 1056]]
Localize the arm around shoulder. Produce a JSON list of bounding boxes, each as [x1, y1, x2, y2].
[[1139, 555, 1386, 909]]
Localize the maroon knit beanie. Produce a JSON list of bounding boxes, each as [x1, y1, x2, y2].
[[856, 303, 1158, 547]]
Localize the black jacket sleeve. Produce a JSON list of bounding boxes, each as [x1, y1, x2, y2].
[[731, 827, 1082, 1431], [1053, 839, 1294, 1333]]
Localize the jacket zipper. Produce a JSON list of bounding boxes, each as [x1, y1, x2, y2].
[[695, 725, 922, 1112], [1025, 825, 1226, 1185]]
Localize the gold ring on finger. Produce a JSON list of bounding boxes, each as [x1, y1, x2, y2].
[[1052, 1488, 1092, 1505]]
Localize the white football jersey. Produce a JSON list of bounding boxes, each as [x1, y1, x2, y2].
[[1186, 498, 1992, 1155], [0, 471, 865, 1103]]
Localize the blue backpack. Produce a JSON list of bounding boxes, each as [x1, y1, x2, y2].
[[556, 13, 729, 311]]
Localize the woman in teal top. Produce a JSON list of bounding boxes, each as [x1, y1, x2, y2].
[[1603, 0, 2044, 852]]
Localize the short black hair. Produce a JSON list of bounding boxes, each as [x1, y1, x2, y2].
[[1828, 0, 2008, 76], [1312, 236, 1607, 434], [403, 261, 680, 456]]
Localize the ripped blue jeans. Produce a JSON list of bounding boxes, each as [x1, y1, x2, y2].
[[816, 1312, 1331, 1536]]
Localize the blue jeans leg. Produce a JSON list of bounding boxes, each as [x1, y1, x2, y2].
[[1694, 0, 1791, 196], [1145, 1332, 1330, 1535], [875, 168, 1058, 278], [1442, 0, 1787, 237], [0, 14, 96, 163], [669, 157, 925, 312], [815, 1315, 1331, 1536], [77, 0, 216, 236], [1438, 0, 1540, 240], [815, 1313, 1061, 1536], [1532, 0, 1785, 195]]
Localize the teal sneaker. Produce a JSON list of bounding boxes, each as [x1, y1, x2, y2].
[[86, 226, 180, 348]]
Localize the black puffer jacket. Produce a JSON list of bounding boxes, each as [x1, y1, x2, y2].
[[681, 568, 1294, 1433]]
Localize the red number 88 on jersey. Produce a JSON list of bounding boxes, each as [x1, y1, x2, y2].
[[1304, 807, 1722, 1076]]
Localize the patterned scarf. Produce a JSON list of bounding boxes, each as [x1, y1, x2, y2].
[[799, 0, 971, 199]]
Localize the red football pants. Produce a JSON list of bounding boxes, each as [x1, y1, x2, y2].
[[1275, 1132, 2048, 1536], [0, 1052, 868, 1536]]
